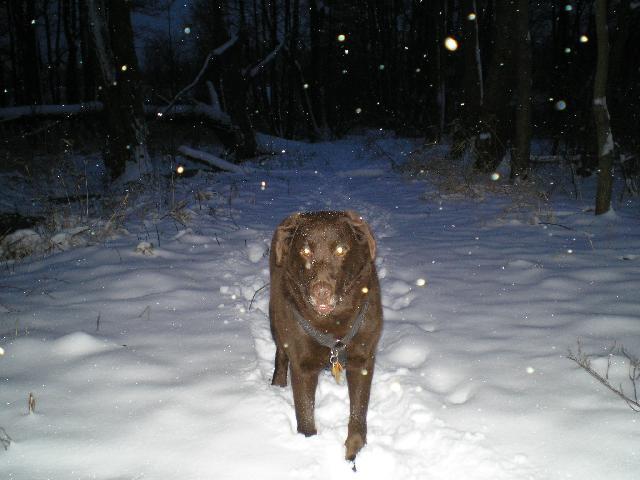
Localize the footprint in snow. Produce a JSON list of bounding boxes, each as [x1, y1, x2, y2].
[[382, 279, 416, 311]]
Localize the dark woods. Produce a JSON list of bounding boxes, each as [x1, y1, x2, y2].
[[0, 1, 638, 213]]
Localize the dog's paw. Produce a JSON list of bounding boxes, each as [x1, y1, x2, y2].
[[271, 375, 287, 387], [297, 426, 317, 437], [345, 432, 365, 461]]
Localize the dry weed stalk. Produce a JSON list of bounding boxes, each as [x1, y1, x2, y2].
[[28, 392, 36, 414], [402, 145, 555, 224], [568, 340, 640, 412]]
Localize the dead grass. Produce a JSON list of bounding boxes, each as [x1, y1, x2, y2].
[[400, 144, 556, 224]]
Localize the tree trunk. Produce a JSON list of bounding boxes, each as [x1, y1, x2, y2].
[[62, 0, 80, 103], [474, 1, 516, 173], [221, 30, 257, 159], [594, 0, 615, 215], [309, 0, 328, 134], [511, 0, 532, 179], [425, 0, 443, 142], [87, 0, 150, 182], [461, 0, 483, 132], [10, 0, 42, 105]]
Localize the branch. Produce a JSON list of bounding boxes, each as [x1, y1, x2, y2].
[[177, 146, 254, 174], [161, 35, 238, 116], [245, 36, 286, 78]]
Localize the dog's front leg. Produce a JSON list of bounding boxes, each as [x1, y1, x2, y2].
[[290, 361, 320, 436], [345, 356, 375, 460]]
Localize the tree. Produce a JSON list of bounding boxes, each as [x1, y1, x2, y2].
[[87, 0, 150, 182], [474, 1, 516, 173], [8, 0, 42, 105], [511, 0, 532, 179], [593, 0, 614, 215], [461, 0, 483, 133], [62, 0, 80, 104]]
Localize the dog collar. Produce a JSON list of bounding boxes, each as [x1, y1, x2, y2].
[[291, 298, 369, 356]]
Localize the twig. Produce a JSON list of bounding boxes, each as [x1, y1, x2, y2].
[[538, 222, 573, 230], [138, 305, 151, 321], [28, 392, 36, 414], [568, 341, 640, 412], [0, 427, 12, 450], [538, 222, 595, 251], [249, 283, 269, 311]]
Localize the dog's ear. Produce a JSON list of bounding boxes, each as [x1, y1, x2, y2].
[[343, 211, 376, 260], [272, 213, 301, 266]]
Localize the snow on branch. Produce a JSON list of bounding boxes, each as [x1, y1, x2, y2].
[[0, 102, 232, 127], [177, 145, 253, 174], [161, 35, 238, 116], [0, 102, 103, 121], [568, 340, 640, 412]]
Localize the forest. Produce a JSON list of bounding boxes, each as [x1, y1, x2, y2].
[[0, 0, 639, 218]]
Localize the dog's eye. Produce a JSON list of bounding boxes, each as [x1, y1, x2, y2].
[[335, 245, 347, 256], [301, 246, 312, 257]]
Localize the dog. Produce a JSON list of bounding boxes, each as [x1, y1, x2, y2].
[[269, 210, 383, 461]]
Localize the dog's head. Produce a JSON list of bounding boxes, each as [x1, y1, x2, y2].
[[272, 211, 376, 316]]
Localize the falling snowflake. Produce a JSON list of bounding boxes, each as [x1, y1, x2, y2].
[[554, 100, 567, 111], [444, 36, 459, 51]]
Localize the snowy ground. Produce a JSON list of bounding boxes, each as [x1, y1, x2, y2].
[[1, 134, 639, 479]]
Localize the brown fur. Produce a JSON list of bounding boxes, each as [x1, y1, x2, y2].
[[269, 210, 383, 461]]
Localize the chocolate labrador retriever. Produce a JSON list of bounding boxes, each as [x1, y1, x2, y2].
[[269, 211, 383, 461]]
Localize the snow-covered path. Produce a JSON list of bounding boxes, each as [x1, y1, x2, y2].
[[1, 134, 639, 479]]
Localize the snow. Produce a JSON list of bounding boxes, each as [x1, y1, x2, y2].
[[1, 134, 640, 479]]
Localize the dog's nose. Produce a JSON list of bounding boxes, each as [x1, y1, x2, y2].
[[310, 281, 335, 314], [311, 281, 332, 303]]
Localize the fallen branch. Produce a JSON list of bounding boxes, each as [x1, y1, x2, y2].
[[178, 146, 254, 174], [0, 102, 102, 121], [0, 102, 231, 126]]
